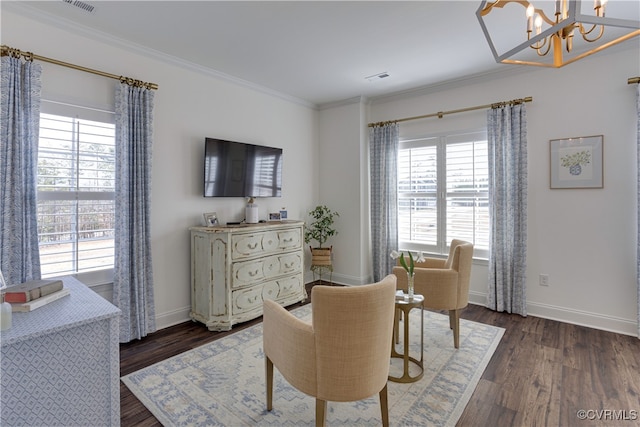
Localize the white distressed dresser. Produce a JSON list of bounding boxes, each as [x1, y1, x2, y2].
[[0, 276, 121, 426], [189, 220, 306, 331]]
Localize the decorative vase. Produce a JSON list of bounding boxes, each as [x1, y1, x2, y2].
[[569, 164, 582, 175], [407, 272, 414, 300]]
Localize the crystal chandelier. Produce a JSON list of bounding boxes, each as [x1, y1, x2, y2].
[[476, 0, 640, 67]]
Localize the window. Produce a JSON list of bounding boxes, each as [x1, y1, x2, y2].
[[397, 131, 489, 258], [37, 111, 116, 282]]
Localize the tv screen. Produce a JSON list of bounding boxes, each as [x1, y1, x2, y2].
[[204, 138, 282, 198]]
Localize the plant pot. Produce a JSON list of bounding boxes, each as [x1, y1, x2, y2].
[[310, 247, 332, 266]]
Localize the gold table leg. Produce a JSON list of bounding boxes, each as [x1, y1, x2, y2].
[[388, 296, 424, 383]]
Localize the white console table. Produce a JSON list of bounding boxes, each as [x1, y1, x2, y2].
[[190, 220, 306, 331], [0, 276, 121, 426]]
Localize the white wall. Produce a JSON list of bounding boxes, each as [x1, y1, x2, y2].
[[2, 10, 319, 329], [359, 46, 638, 335], [3, 7, 638, 335], [317, 99, 373, 284]]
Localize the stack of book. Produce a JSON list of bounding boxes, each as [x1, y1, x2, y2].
[[3, 279, 70, 312]]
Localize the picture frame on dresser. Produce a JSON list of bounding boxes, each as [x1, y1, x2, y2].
[[203, 212, 219, 226]]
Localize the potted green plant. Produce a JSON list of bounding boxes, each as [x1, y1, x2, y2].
[[304, 205, 339, 267]]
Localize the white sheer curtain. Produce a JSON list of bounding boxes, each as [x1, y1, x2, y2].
[[113, 83, 156, 343], [0, 55, 42, 285], [486, 103, 528, 316], [369, 123, 399, 282]]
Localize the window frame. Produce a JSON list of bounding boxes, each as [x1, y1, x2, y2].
[[397, 130, 489, 260], [37, 101, 116, 286]]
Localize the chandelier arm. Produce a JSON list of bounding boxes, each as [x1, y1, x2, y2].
[[480, 0, 555, 25], [528, 33, 551, 54], [534, 34, 555, 56], [579, 23, 605, 42]]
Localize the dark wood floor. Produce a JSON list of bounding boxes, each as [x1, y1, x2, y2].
[[120, 282, 640, 426]]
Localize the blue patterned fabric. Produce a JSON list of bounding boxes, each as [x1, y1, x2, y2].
[[369, 123, 399, 282], [113, 83, 156, 343], [0, 56, 42, 286], [486, 103, 528, 316]]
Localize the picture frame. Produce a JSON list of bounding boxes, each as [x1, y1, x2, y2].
[[269, 212, 281, 221], [279, 209, 288, 219], [550, 135, 603, 189], [203, 212, 219, 227]]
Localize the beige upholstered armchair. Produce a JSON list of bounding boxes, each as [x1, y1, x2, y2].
[[263, 275, 397, 427], [393, 239, 473, 349]]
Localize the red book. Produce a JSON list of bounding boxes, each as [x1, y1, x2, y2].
[[3, 279, 64, 303]]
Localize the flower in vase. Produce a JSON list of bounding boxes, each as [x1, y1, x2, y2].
[[390, 250, 426, 277]]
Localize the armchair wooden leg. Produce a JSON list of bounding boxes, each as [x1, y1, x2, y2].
[[394, 308, 400, 344], [316, 399, 327, 427], [449, 309, 460, 349], [266, 357, 274, 411], [379, 384, 389, 427]]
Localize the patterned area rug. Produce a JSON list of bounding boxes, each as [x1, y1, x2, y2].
[[122, 304, 504, 426]]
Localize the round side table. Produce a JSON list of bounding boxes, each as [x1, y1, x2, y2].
[[388, 294, 424, 383]]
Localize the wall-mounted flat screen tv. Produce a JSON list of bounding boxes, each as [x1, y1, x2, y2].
[[204, 137, 282, 198]]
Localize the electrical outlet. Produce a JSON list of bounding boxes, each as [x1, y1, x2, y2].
[[539, 274, 549, 286]]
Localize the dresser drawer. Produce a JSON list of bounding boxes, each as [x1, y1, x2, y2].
[[276, 275, 304, 300], [232, 252, 302, 288], [231, 229, 301, 260], [232, 285, 264, 314], [233, 275, 304, 316]]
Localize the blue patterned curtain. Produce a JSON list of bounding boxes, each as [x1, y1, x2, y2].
[[114, 83, 156, 343], [486, 103, 528, 316], [0, 55, 42, 286], [369, 123, 399, 282]]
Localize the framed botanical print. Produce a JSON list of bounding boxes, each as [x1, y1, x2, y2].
[[550, 135, 603, 189]]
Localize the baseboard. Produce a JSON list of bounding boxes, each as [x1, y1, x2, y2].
[[304, 271, 367, 286], [468, 290, 637, 337], [154, 290, 638, 337], [155, 306, 192, 330]]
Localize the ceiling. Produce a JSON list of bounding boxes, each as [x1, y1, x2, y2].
[[4, 1, 638, 107]]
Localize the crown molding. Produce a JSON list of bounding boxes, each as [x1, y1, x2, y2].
[[317, 96, 368, 111], [3, 2, 317, 110], [368, 41, 638, 106], [368, 66, 529, 105]]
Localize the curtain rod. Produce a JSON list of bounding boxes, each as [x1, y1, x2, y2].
[[0, 44, 158, 90], [629, 77, 640, 84], [368, 96, 533, 128]]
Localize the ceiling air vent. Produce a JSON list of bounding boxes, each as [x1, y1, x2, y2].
[[365, 72, 390, 82], [61, 0, 95, 13]]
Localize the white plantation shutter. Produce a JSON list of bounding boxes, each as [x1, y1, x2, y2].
[[446, 136, 489, 253], [398, 140, 438, 250], [398, 131, 488, 258]]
